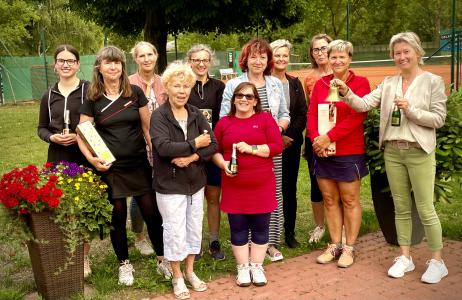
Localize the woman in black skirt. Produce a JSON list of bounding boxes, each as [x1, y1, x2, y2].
[[77, 46, 164, 286], [37, 44, 93, 277]]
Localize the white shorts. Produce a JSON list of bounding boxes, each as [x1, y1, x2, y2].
[[156, 188, 204, 261]]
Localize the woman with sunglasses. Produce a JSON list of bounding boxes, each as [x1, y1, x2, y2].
[[214, 82, 283, 287], [186, 44, 226, 261], [37, 44, 92, 277], [220, 38, 290, 262], [303, 34, 333, 244]]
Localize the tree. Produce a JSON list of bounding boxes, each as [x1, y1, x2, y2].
[[70, 0, 305, 71], [0, 0, 38, 56]]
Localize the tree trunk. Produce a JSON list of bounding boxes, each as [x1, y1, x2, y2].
[[144, 7, 168, 73]]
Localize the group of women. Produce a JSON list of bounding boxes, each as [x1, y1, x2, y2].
[[37, 30, 448, 299]]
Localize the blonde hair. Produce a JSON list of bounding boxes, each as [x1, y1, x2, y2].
[[270, 39, 292, 53], [328, 40, 354, 57], [88, 46, 132, 101], [389, 32, 425, 65], [161, 60, 196, 89], [130, 41, 158, 60]]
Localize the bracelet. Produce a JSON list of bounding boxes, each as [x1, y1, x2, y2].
[[251, 145, 258, 155]]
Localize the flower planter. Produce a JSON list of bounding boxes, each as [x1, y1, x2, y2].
[[27, 211, 84, 300], [370, 171, 425, 246]]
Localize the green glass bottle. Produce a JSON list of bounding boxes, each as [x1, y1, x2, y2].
[[391, 104, 401, 127]]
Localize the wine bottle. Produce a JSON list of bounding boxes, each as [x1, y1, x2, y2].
[[63, 110, 70, 134], [229, 143, 238, 175], [391, 103, 401, 127]]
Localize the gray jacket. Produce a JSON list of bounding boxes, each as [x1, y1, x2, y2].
[[343, 72, 447, 153]]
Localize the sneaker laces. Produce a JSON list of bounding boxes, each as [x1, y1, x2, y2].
[[120, 260, 134, 276], [325, 243, 339, 256], [309, 226, 325, 242], [342, 245, 354, 256]]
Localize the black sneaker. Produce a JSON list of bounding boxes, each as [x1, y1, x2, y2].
[[209, 241, 225, 260], [285, 232, 300, 248]]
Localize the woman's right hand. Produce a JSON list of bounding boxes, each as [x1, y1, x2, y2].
[[50, 133, 77, 146], [194, 133, 211, 149], [332, 79, 349, 95], [222, 160, 236, 177], [88, 156, 111, 172]]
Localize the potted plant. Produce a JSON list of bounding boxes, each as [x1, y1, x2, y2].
[[0, 161, 113, 300]]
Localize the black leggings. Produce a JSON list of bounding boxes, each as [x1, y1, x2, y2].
[[228, 213, 271, 246], [110, 192, 164, 262]]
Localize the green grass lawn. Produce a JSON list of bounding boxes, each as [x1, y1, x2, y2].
[[0, 103, 460, 300]]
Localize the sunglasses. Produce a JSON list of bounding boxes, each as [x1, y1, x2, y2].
[[234, 93, 255, 101]]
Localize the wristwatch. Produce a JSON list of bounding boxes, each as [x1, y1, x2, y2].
[[252, 145, 258, 155]]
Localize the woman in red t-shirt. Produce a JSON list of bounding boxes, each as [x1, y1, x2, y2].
[[213, 82, 283, 287]]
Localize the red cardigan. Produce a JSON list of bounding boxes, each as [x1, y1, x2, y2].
[[307, 71, 370, 156]]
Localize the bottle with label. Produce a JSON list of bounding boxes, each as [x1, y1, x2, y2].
[[391, 104, 401, 127], [229, 143, 238, 175], [62, 110, 70, 134]]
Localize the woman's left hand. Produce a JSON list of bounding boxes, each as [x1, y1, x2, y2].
[[171, 154, 199, 168], [235, 142, 252, 154], [313, 135, 330, 153], [395, 97, 409, 110]]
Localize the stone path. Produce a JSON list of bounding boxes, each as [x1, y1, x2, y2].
[[151, 232, 462, 300]]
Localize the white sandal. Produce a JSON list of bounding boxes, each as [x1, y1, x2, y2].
[[184, 272, 207, 292], [172, 277, 190, 300]]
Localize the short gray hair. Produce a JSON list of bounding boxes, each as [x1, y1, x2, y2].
[[161, 60, 196, 88], [130, 41, 158, 60], [389, 32, 425, 65], [270, 39, 292, 53], [328, 40, 353, 57], [186, 44, 215, 62]]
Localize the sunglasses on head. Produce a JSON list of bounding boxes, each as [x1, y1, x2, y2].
[[234, 93, 255, 100]]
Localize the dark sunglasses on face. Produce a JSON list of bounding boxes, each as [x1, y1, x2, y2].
[[234, 93, 255, 101]]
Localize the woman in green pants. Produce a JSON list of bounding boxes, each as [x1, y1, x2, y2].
[[334, 32, 448, 284]]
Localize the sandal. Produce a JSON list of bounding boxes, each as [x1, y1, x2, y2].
[[184, 272, 207, 292], [266, 246, 284, 262], [172, 277, 190, 300]]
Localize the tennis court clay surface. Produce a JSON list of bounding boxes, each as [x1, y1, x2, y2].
[[290, 64, 452, 92], [151, 232, 462, 300]]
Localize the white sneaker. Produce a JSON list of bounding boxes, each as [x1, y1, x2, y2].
[[388, 255, 415, 278], [135, 239, 154, 256], [308, 225, 325, 243], [84, 255, 92, 278], [236, 263, 251, 287], [157, 259, 173, 279], [421, 259, 448, 284], [250, 263, 267, 286], [118, 260, 134, 286]]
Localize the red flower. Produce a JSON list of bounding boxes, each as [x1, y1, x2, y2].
[[49, 175, 58, 182], [18, 208, 28, 215], [44, 162, 54, 169]]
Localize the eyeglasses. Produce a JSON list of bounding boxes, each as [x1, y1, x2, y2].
[[190, 58, 210, 65], [235, 93, 255, 101], [56, 59, 77, 66], [312, 46, 328, 55]]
